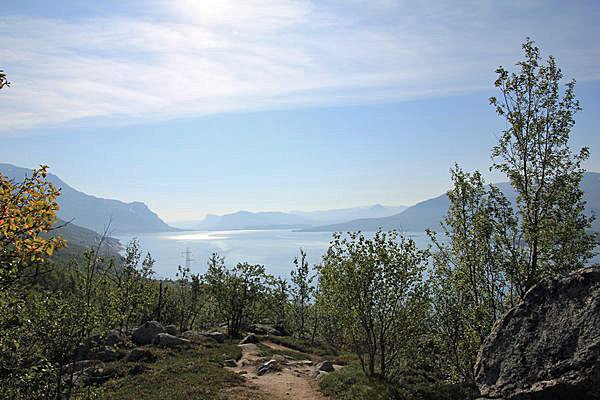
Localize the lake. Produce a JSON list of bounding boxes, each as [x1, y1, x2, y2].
[[115, 229, 433, 279]]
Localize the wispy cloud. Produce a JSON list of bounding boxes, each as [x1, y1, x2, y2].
[[1, 0, 598, 134]]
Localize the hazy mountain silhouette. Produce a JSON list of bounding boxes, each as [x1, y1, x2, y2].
[[171, 205, 408, 230], [0, 163, 177, 234], [172, 211, 315, 230], [290, 204, 407, 223], [301, 172, 600, 233]]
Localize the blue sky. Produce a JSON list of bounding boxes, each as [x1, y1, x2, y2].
[[1, 1, 599, 221]]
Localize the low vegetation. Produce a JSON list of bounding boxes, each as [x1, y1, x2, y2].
[[0, 39, 597, 399]]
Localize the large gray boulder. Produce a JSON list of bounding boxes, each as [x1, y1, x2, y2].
[[475, 266, 600, 400], [132, 321, 165, 345], [153, 333, 190, 347]]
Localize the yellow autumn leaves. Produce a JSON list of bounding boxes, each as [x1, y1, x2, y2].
[[0, 166, 66, 283]]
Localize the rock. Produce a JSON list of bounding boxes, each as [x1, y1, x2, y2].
[[272, 354, 287, 364], [153, 333, 190, 347], [202, 331, 226, 343], [94, 348, 126, 362], [132, 321, 165, 345], [257, 359, 280, 376], [246, 323, 285, 336], [165, 324, 178, 336], [240, 334, 258, 345], [316, 360, 334, 372], [74, 330, 126, 361], [313, 370, 327, 379], [182, 330, 226, 343], [224, 358, 238, 367], [66, 359, 103, 372], [126, 347, 157, 363], [475, 266, 600, 400], [80, 366, 119, 385]]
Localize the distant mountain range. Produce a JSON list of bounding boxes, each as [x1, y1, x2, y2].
[[291, 204, 408, 223], [4, 162, 596, 236], [300, 172, 600, 233], [170, 204, 408, 230], [0, 163, 177, 234]]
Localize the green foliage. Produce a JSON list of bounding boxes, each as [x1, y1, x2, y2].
[[319, 230, 431, 381], [428, 167, 511, 382], [204, 253, 273, 337], [270, 276, 290, 333], [290, 248, 314, 337], [428, 38, 598, 385], [489, 38, 596, 296], [320, 364, 388, 400], [104, 240, 156, 331], [0, 289, 104, 399], [320, 363, 479, 400], [174, 264, 205, 332]]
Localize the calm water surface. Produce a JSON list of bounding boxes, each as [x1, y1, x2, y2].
[[115, 229, 432, 279]]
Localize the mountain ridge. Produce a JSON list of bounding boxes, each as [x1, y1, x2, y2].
[[0, 163, 177, 235], [300, 172, 600, 233], [170, 204, 408, 230]]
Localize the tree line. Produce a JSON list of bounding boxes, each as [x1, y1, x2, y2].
[[0, 39, 597, 399]]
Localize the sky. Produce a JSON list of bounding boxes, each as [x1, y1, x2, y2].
[[1, 0, 599, 222]]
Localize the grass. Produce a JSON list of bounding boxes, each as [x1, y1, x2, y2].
[[320, 364, 388, 400], [265, 335, 340, 358], [319, 361, 480, 400], [255, 342, 311, 361], [100, 341, 243, 400]]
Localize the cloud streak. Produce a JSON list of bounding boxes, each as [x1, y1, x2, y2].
[[1, 0, 599, 134]]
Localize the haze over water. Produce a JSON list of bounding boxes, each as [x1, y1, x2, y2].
[[116, 229, 433, 279]]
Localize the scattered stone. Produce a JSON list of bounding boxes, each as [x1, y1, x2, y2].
[[240, 334, 258, 345], [182, 330, 226, 343], [153, 333, 190, 347], [165, 324, 178, 336], [238, 370, 248, 375], [126, 347, 157, 363], [224, 359, 237, 367], [316, 360, 334, 372], [475, 266, 600, 400], [74, 330, 126, 361], [246, 323, 285, 336], [272, 354, 287, 364], [257, 359, 280, 376], [66, 359, 103, 372], [313, 370, 330, 379], [93, 348, 126, 362], [132, 321, 165, 345]]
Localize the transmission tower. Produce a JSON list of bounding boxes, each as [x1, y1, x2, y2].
[[182, 247, 194, 269]]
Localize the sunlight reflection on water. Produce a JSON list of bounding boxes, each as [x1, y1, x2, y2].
[[116, 230, 431, 279]]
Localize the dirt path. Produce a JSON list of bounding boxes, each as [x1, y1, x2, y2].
[[222, 341, 333, 400]]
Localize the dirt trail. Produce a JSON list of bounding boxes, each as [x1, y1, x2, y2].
[[223, 341, 333, 400]]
